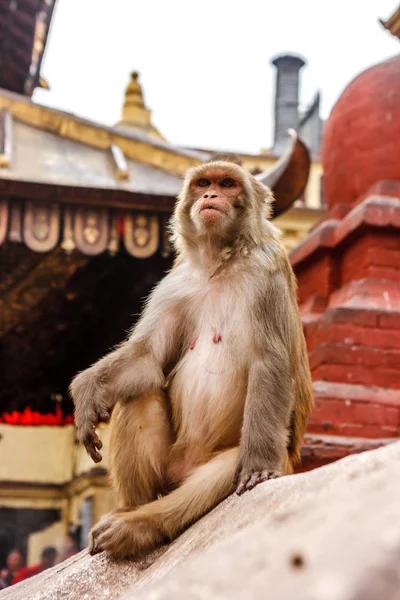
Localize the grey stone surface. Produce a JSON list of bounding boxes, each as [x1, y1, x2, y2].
[[2, 441, 400, 600]]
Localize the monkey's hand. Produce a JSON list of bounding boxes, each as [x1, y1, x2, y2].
[[235, 468, 281, 496], [70, 368, 111, 463]]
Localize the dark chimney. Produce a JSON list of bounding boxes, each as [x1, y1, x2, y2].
[[271, 54, 305, 154]]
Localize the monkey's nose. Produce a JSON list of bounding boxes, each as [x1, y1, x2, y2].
[[203, 193, 218, 199]]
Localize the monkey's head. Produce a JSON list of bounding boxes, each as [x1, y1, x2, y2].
[[172, 161, 274, 255]]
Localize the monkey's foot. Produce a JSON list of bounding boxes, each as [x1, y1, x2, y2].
[[235, 469, 281, 496], [88, 512, 165, 560], [87, 509, 129, 554]]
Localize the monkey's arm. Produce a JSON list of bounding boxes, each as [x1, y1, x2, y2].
[[70, 269, 186, 462], [236, 268, 296, 495]]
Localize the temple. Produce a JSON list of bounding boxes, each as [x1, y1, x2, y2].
[[2, 0, 397, 570]]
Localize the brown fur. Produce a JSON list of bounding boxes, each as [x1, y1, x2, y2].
[[70, 161, 314, 559]]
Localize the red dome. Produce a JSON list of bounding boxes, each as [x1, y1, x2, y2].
[[322, 55, 400, 211]]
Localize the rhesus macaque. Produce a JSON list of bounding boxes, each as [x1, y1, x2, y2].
[[70, 159, 313, 560]]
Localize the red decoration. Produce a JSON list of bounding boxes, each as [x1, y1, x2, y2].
[[0, 405, 74, 426], [117, 210, 126, 236], [322, 55, 400, 214]]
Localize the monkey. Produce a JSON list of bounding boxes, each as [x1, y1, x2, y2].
[[70, 160, 314, 560]]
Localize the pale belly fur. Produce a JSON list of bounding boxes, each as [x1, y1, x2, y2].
[[169, 291, 250, 455]]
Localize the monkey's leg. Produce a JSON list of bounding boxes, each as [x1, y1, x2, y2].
[[108, 391, 174, 507], [87, 392, 174, 555], [90, 446, 239, 559]]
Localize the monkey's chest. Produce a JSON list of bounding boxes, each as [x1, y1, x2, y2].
[[169, 323, 248, 446]]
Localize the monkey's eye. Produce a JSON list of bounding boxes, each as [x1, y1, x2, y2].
[[220, 178, 236, 188], [196, 178, 210, 187]]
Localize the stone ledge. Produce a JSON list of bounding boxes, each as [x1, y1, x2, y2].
[[300, 430, 394, 470], [3, 440, 400, 600]]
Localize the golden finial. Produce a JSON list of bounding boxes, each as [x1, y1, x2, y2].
[[121, 71, 148, 123], [116, 70, 165, 141]]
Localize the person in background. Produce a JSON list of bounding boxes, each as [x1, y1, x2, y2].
[[13, 546, 57, 584], [0, 549, 23, 587], [0, 570, 7, 590]]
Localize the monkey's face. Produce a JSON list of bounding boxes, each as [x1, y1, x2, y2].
[[188, 170, 245, 235], [173, 161, 273, 253]]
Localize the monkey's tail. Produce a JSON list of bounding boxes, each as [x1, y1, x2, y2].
[[288, 336, 314, 466]]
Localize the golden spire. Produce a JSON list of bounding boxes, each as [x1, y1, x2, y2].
[[116, 71, 165, 141], [119, 71, 151, 131]]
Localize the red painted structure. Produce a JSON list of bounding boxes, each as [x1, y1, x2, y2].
[[294, 55, 400, 469], [322, 56, 400, 215]]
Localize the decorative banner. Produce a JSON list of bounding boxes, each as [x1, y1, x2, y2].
[[23, 201, 60, 252], [124, 212, 159, 258], [8, 199, 23, 242], [74, 207, 110, 255], [107, 211, 120, 256], [0, 198, 9, 245], [61, 206, 76, 253]]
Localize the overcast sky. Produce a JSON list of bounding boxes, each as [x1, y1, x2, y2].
[[34, 0, 398, 154]]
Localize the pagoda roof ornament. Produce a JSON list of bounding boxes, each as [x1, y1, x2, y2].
[[116, 71, 165, 141], [123, 71, 146, 115], [380, 6, 400, 40]]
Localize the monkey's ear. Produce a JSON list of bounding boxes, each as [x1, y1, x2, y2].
[[255, 130, 311, 219], [249, 178, 275, 220]]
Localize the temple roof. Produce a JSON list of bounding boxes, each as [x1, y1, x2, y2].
[[1, 118, 182, 199], [0, 88, 205, 163], [380, 6, 400, 39], [0, 86, 208, 208], [0, 0, 56, 95]]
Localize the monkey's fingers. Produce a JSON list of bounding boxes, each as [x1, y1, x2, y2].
[[83, 430, 103, 463], [236, 469, 281, 495], [92, 431, 103, 450], [259, 469, 281, 483], [88, 531, 101, 555], [85, 442, 103, 463], [246, 472, 262, 490], [88, 515, 114, 554], [236, 472, 261, 495], [235, 475, 251, 496]]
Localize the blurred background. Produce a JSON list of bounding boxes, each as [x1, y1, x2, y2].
[[0, 0, 399, 585]]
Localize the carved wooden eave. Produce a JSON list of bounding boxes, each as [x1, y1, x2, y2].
[[0, 91, 206, 258], [380, 6, 400, 40], [0, 0, 56, 96]]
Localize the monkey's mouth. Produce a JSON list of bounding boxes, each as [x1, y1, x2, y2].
[[200, 205, 224, 214]]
